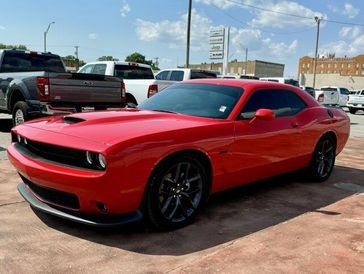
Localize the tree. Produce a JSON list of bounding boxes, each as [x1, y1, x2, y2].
[[97, 56, 119, 61], [0, 43, 27, 50], [62, 55, 86, 68], [125, 52, 159, 70]]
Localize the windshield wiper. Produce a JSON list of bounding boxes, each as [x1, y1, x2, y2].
[[151, 109, 178, 114]]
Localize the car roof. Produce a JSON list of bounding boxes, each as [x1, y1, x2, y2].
[[85, 61, 151, 69]]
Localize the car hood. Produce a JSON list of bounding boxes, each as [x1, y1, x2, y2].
[[19, 109, 221, 145]]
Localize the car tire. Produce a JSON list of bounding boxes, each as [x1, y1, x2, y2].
[[349, 107, 357, 114], [12, 101, 29, 126], [308, 135, 336, 182], [145, 155, 208, 230]]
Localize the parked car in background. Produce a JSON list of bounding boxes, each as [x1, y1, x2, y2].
[[78, 61, 158, 106], [218, 74, 259, 80], [260, 77, 299, 87], [155, 68, 217, 91], [300, 85, 315, 97], [347, 89, 364, 114], [318, 86, 349, 107], [9, 79, 349, 230], [0, 50, 124, 125]]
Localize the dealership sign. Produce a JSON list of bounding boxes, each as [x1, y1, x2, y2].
[[209, 27, 225, 60]]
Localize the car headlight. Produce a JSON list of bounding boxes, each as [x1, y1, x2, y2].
[[86, 151, 93, 165], [98, 154, 106, 169], [85, 151, 106, 170]]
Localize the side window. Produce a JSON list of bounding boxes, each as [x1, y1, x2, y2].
[[79, 65, 94, 73], [240, 89, 306, 119], [92, 64, 106, 75], [156, 70, 169, 80], [170, 71, 184, 81], [340, 88, 349, 95]]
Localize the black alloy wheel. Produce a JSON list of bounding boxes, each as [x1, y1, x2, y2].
[[146, 155, 208, 230], [309, 136, 336, 182]]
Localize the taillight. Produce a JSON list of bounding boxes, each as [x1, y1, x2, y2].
[[148, 84, 158, 98], [121, 81, 126, 101], [37, 77, 50, 102], [318, 93, 324, 103]]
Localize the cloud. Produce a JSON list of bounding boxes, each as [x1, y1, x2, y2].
[[88, 33, 97, 40], [261, 38, 298, 58], [339, 26, 361, 39], [195, 0, 239, 10], [120, 3, 131, 17], [343, 3, 359, 18], [0, 25, 5, 30], [135, 9, 213, 51], [250, 1, 325, 29], [320, 35, 364, 57]]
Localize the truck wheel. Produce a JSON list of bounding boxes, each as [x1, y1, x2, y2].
[[12, 101, 29, 126], [349, 107, 357, 114]]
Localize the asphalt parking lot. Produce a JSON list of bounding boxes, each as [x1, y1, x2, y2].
[[0, 112, 363, 273]]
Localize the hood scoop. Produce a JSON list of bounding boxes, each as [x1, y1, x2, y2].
[[62, 116, 86, 124]]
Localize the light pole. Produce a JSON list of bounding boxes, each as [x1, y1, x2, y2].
[[312, 16, 322, 89], [44, 21, 55, 53], [185, 0, 192, 68]]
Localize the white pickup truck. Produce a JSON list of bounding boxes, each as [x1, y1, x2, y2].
[[155, 68, 217, 91], [347, 89, 364, 114], [78, 61, 158, 106]]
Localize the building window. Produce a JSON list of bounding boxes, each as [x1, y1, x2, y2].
[[334, 63, 337, 68], [328, 64, 331, 68], [307, 64, 310, 68], [341, 64, 345, 68], [320, 64, 324, 68], [362, 70, 364, 75], [302, 64, 306, 68], [356, 71, 359, 75], [356, 63, 360, 68], [348, 64, 351, 68], [362, 64, 364, 69]]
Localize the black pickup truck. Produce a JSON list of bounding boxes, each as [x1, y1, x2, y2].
[[0, 50, 125, 125]]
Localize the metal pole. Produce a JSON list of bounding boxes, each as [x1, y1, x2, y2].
[[313, 17, 321, 89], [245, 48, 248, 75], [74, 46, 79, 70], [186, 0, 192, 68], [44, 22, 55, 53]]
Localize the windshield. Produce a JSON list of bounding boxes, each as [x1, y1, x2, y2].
[[114, 64, 154, 79], [0, 51, 65, 73], [139, 83, 244, 119]]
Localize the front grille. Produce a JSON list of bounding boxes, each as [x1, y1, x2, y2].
[[20, 174, 80, 210]]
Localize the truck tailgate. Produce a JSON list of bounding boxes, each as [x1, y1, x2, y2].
[[49, 73, 121, 103]]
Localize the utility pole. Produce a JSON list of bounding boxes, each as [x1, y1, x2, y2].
[[74, 46, 79, 71], [185, 0, 192, 68], [44, 21, 55, 52], [313, 16, 322, 89], [154, 57, 159, 69], [245, 48, 248, 75]]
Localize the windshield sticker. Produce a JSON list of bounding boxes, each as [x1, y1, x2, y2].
[[219, 106, 227, 112]]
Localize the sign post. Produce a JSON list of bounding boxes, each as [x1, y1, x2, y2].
[[209, 27, 229, 74]]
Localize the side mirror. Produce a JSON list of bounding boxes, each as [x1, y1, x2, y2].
[[249, 108, 275, 124]]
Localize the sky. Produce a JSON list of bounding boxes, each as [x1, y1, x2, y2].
[[1, 0, 363, 78]]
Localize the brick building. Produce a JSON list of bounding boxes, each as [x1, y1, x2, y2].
[[298, 55, 364, 89], [190, 60, 284, 78], [298, 55, 364, 77]]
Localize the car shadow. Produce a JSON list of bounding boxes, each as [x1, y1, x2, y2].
[[33, 165, 363, 256], [0, 118, 12, 133]]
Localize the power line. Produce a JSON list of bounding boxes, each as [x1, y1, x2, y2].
[[221, 0, 364, 27], [211, 3, 316, 35]]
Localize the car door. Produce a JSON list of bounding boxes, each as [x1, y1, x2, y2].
[[228, 88, 306, 188]]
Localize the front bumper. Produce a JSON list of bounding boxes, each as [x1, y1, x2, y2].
[[18, 182, 142, 227]]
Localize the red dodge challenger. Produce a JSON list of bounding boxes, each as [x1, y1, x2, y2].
[[7, 79, 350, 230]]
